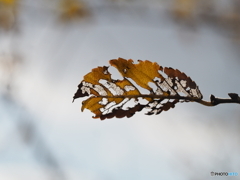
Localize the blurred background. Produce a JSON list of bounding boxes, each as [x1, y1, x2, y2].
[[0, 0, 240, 179]]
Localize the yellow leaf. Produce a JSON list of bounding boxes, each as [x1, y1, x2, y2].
[[81, 97, 103, 118], [73, 58, 203, 119], [84, 66, 111, 85], [110, 58, 163, 91]]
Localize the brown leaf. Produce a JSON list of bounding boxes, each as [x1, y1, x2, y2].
[[110, 58, 164, 91], [98, 104, 145, 120], [73, 58, 202, 119]]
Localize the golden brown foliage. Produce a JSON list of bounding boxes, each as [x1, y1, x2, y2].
[[73, 58, 203, 120]]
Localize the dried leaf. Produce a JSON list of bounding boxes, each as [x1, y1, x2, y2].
[[73, 58, 202, 120], [110, 58, 163, 91]]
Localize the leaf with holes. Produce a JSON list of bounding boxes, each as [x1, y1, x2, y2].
[[73, 58, 204, 120]]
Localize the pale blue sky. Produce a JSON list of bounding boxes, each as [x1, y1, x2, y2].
[[0, 1, 239, 180]]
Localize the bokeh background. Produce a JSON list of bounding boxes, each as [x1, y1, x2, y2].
[[0, 0, 240, 179]]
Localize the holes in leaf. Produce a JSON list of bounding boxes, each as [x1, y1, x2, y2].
[[175, 81, 189, 97], [161, 99, 169, 104], [148, 82, 157, 92], [101, 101, 116, 114], [127, 78, 149, 94], [190, 89, 201, 98], [152, 109, 159, 114], [93, 85, 107, 96], [180, 80, 187, 87], [122, 98, 136, 110], [166, 77, 173, 87], [124, 85, 135, 92], [148, 101, 158, 108], [81, 86, 90, 95], [99, 98, 108, 105], [103, 69, 109, 75], [153, 77, 162, 82], [138, 97, 149, 105], [81, 81, 93, 94], [157, 81, 177, 96], [99, 79, 124, 96], [155, 87, 163, 95], [156, 102, 163, 109], [161, 69, 169, 79], [107, 66, 122, 80], [82, 81, 93, 88]]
